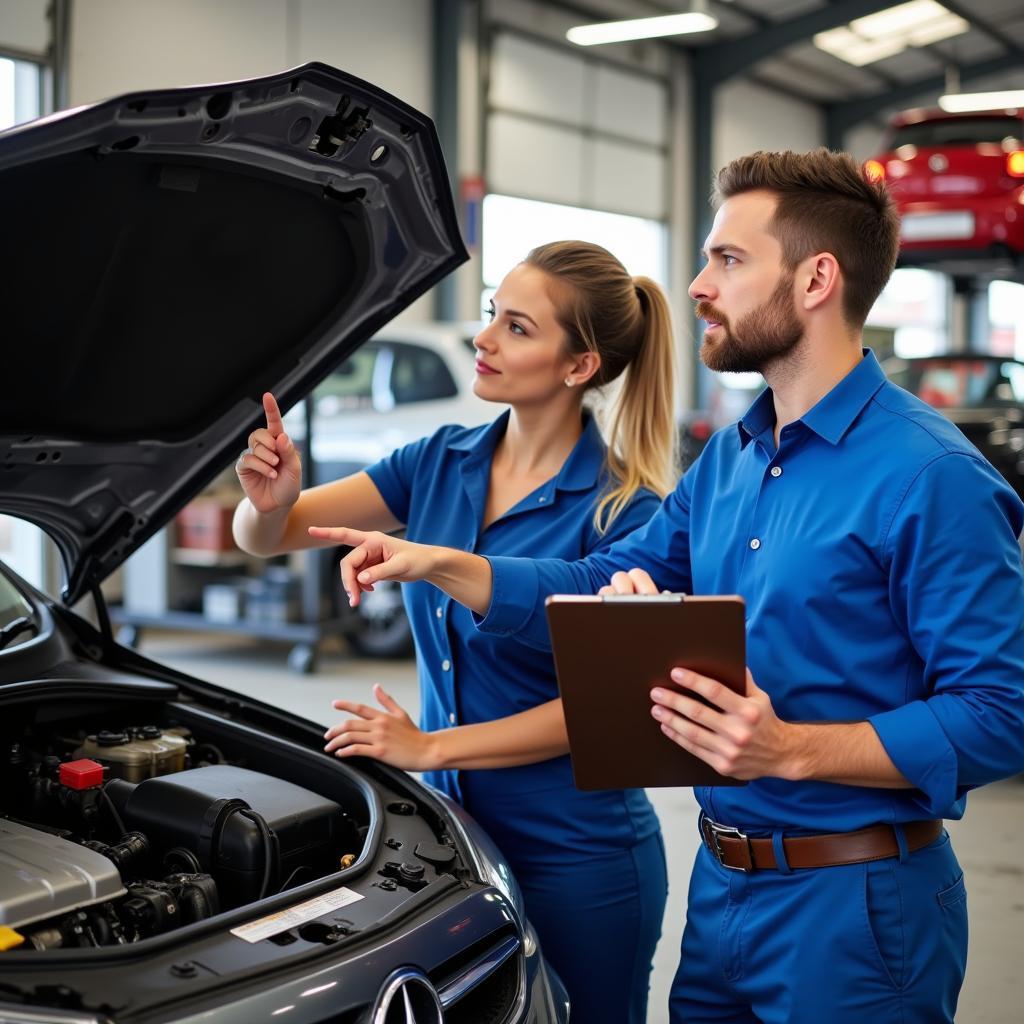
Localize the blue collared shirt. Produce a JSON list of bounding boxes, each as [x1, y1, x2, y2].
[[366, 411, 662, 861], [480, 352, 1024, 833]]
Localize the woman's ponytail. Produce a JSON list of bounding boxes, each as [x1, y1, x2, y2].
[[594, 276, 677, 532], [524, 242, 678, 533]]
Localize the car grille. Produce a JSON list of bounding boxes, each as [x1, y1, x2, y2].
[[432, 926, 523, 1024]]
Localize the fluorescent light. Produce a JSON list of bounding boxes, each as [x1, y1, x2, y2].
[[567, 11, 718, 47], [814, 0, 968, 67], [851, 0, 943, 38], [938, 90, 1024, 113]]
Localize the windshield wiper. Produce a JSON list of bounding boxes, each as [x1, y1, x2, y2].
[[0, 616, 39, 650]]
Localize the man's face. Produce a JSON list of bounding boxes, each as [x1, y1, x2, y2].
[[688, 190, 804, 374]]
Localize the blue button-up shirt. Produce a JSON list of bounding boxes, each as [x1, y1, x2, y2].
[[479, 352, 1024, 834], [366, 411, 662, 862]]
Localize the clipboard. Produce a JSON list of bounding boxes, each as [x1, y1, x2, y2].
[[545, 593, 747, 790]]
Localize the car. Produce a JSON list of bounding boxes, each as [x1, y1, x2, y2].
[[284, 325, 493, 657], [0, 63, 567, 1024], [883, 354, 1024, 501], [864, 107, 1024, 276]]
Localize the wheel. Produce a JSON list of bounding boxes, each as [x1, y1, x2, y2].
[[287, 643, 317, 674], [345, 579, 414, 658]]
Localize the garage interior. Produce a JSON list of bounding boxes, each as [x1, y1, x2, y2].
[[1, 1, 1023, 1021]]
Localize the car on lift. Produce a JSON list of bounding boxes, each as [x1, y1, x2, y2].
[[884, 354, 1024, 501], [287, 323, 493, 657], [0, 64, 567, 1024], [865, 106, 1024, 275]]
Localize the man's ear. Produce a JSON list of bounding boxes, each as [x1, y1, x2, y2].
[[567, 350, 602, 388], [800, 253, 841, 313]]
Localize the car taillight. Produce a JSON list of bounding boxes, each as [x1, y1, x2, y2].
[[864, 159, 885, 183], [1008, 151, 1024, 177]]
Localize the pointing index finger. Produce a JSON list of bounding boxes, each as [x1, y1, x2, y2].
[[263, 392, 284, 436]]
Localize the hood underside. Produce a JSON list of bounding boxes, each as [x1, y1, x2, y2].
[[0, 62, 467, 605]]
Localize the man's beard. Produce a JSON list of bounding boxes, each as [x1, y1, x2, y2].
[[697, 273, 803, 374]]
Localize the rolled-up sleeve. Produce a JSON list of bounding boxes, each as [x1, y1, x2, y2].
[[869, 451, 1024, 813]]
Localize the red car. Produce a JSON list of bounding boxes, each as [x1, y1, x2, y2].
[[865, 108, 1024, 264]]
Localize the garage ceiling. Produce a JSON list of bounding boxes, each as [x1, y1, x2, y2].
[[558, 0, 1024, 131]]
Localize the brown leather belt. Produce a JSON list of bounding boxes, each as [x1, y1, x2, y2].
[[701, 816, 943, 871]]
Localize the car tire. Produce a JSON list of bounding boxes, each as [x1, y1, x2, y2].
[[344, 579, 415, 658]]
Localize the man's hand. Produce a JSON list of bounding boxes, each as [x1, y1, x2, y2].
[[598, 567, 660, 595], [651, 668, 803, 781], [324, 684, 440, 772], [307, 526, 438, 606]]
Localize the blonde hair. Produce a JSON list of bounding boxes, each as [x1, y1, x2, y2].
[[524, 241, 677, 532]]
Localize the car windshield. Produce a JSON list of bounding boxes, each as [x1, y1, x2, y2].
[[0, 571, 37, 651], [888, 359, 1024, 408], [890, 116, 1022, 150], [313, 344, 378, 415]]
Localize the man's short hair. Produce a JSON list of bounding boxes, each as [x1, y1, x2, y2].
[[715, 148, 900, 327]]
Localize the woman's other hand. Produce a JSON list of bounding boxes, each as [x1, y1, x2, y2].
[[236, 392, 303, 513], [307, 526, 438, 605], [323, 684, 439, 771]]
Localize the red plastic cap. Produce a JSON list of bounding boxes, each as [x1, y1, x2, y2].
[[59, 758, 105, 790]]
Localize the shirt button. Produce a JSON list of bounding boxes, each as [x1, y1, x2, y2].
[[750, 538, 761, 550], [435, 606, 443, 618], [449, 713, 456, 725], [442, 659, 451, 671], [770, 466, 782, 478], [538, 496, 547, 503]]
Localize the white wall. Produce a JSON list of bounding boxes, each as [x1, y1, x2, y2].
[[67, 0, 436, 322], [0, 0, 49, 56], [68, 0, 431, 111], [713, 78, 824, 169], [844, 122, 888, 163]]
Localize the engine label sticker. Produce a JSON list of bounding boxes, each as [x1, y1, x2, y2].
[[230, 887, 365, 943]]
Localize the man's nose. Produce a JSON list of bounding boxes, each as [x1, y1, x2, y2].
[[688, 264, 715, 302]]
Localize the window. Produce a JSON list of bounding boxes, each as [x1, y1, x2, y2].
[[866, 267, 949, 358], [481, 193, 668, 313], [989, 280, 1024, 359], [0, 55, 44, 132], [313, 345, 379, 415], [389, 343, 457, 405]]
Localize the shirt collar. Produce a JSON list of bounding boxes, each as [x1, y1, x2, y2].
[[448, 409, 607, 492], [737, 349, 887, 449]]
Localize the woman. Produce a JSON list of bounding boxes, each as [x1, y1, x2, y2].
[[233, 241, 677, 1023]]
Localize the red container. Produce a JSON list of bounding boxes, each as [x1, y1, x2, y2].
[[176, 499, 238, 551]]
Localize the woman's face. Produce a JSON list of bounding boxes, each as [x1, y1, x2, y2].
[[472, 263, 585, 407]]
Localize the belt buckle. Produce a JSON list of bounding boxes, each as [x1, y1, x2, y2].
[[704, 818, 753, 872]]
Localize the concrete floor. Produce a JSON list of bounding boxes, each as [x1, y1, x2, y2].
[[140, 630, 1024, 1024]]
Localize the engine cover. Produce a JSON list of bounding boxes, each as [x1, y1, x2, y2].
[[0, 818, 125, 929], [106, 766, 353, 906]]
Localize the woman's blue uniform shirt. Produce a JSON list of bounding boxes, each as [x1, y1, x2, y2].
[[365, 410, 662, 863], [477, 351, 1024, 833]]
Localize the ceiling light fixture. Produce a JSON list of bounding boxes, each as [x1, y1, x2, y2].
[[937, 89, 1024, 113], [567, 3, 718, 46], [814, 0, 968, 68]]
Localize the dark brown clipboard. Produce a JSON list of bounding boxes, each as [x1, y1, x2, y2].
[[545, 594, 747, 790]]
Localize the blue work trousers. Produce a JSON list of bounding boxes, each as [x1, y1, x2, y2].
[[512, 830, 668, 1024], [670, 828, 968, 1023]]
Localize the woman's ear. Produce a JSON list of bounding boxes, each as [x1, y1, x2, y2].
[[567, 351, 601, 388]]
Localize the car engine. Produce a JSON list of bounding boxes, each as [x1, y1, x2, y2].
[[0, 724, 363, 951]]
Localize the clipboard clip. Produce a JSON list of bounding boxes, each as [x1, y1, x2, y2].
[[600, 592, 686, 603]]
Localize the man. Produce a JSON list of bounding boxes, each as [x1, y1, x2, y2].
[[321, 149, 1024, 1022]]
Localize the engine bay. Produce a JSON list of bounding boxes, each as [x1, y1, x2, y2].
[[1, 717, 365, 952]]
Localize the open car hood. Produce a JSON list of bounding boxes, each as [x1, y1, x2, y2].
[[0, 63, 467, 605]]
